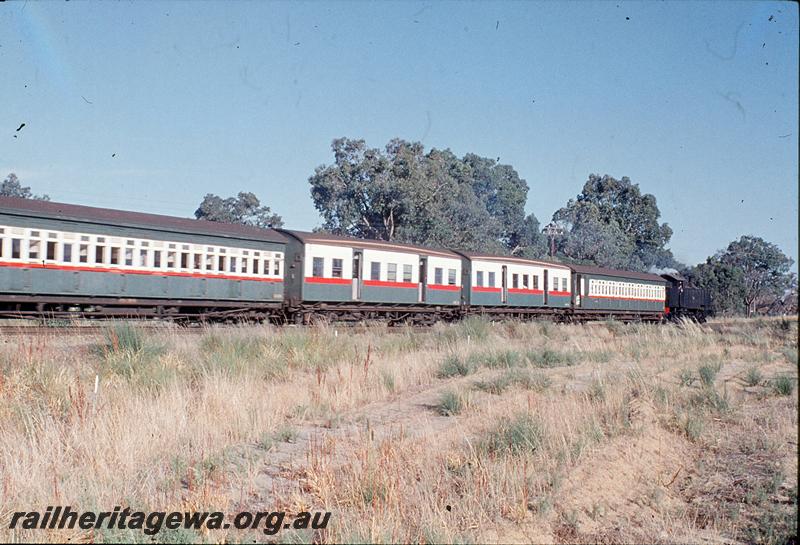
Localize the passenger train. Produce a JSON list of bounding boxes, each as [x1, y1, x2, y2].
[[0, 196, 712, 324]]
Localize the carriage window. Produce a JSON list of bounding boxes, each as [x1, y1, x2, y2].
[[434, 267, 443, 285], [403, 264, 413, 282], [476, 271, 484, 287], [229, 257, 237, 273], [125, 248, 134, 266], [218, 256, 225, 272], [512, 273, 519, 289], [331, 258, 343, 278], [46, 241, 57, 261], [387, 263, 397, 282], [241, 258, 248, 274], [29, 239, 41, 260], [312, 257, 324, 277], [448, 268, 457, 285], [140, 249, 149, 267], [534, 275, 540, 289], [488, 271, 495, 287], [252, 259, 260, 275], [371, 262, 381, 281], [193, 253, 202, 270], [204, 253, 213, 271], [95, 245, 105, 264], [181, 252, 190, 269], [63, 244, 73, 263], [263, 259, 271, 276], [273, 260, 280, 276], [523, 275, 529, 289], [79, 244, 88, 263], [562, 278, 567, 292], [11, 238, 21, 259], [153, 250, 162, 268], [109, 247, 120, 266]]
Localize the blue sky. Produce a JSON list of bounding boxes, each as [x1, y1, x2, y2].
[[1, 1, 797, 268]]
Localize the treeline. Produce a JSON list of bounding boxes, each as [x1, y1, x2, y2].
[[3, 138, 796, 316]]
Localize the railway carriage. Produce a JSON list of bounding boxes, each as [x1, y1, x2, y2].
[[456, 253, 572, 313], [0, 197, 287, 319], [570, 264, 667, 320], [0, 196, 711, 324], [278, 230, 462, 323]]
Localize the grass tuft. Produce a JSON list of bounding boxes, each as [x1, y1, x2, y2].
[[679, 368, 696, 387], [698, 362, 721, 387], [437, 355, 476, 378], [526, 349, 575, 368], [436, 389, 465, 416], [482, 414, 544, 456], [744, 367, 763, 387], [770, 375, 794, 396]]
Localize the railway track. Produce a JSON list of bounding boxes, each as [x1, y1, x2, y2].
[[0, 324, 206, 336], [0, 321, 427, 336]]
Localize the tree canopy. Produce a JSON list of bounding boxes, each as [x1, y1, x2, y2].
[[1, 173, 49, 201], [551, 174, 675, 271], [194, 192, 283, 228], [308, 137, 546, 255], [687, 235, 795, 316]]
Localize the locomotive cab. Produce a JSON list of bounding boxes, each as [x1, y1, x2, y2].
[[661, 272, 713, 322]]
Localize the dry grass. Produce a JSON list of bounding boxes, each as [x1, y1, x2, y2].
[[0, 317, 797, 543]]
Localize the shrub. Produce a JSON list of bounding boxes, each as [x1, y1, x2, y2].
[[473, 375, 511, 395], [679, 368, 696, 387], [474, 369, 551, 395], [744, 367, 763, 387], [458, 316, 490, 342], [698, 363, 721, 387], [482, 414, 544, 456], [526, 349, 575, 368], [436, 389, 465, 416], [483, 350, 523, 369], [103, 323, 146, 353], [770, 375, 794, 396], [690, 386, 730, 413], [437, 355, 476, 378], [513, 370, 552, 392], [682, 411, 705, 442], [274, 426, 298, 443]]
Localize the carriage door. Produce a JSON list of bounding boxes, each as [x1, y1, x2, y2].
[[418, 257, 428, 303], [352, 250, 363, 300], [501, 265, 508, 304], [543, 270, 549, 305], [575, 274, 583, 307]]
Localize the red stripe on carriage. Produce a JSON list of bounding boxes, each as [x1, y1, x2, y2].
[[304, 276, 351, 285], [363, 279, 417, 289], [472, 286, 502, 293], [0, 260, 283, 282], [427, 284, 460, 292], [508, 288, 544, 295], [549, 291, 571, 296]]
